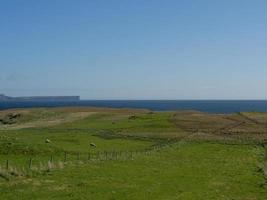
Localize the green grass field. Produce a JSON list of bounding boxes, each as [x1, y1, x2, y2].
[[0, 107, 267, 199]]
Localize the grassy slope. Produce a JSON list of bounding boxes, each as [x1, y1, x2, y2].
[[1, 142, 266, 200], [0, 108, 267, 199]]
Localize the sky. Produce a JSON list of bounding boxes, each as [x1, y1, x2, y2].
[[1, 0, 267, 100]]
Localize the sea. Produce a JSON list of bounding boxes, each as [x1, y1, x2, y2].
[[1, 100, 267, 114]]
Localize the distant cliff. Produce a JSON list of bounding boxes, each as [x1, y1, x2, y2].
[[0, 94, 80, 102]]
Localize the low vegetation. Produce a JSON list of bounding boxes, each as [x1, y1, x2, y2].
[[0, 107, 267, 199]]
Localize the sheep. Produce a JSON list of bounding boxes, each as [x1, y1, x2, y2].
[[90, 143, 97, 148]]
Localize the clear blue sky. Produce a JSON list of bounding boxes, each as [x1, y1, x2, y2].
[[1, 0, 267, 100]]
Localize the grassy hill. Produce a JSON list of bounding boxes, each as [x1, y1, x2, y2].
[[0, 107, 267, 199]]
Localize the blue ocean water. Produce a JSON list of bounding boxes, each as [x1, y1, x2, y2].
[[1, 100, 267, 113]]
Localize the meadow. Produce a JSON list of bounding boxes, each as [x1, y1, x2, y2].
[[0, 107, 267, 199]]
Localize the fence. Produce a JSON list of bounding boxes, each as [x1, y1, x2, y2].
[[0, 140, 176, 181], [1, 135, 266, 182]]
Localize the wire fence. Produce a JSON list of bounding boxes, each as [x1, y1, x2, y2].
[[1, 135, 266, 182], [0, 140, 177, 181]]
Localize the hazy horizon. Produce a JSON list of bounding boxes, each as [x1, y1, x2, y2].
[[1, 0, 267, 100], [2, 93, 267, 101]]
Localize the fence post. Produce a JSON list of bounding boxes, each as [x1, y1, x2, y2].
[[105, 151, 108, 160], [29, 158, 32, 169], [6, 159, 9, 170]]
